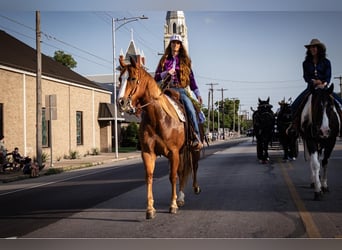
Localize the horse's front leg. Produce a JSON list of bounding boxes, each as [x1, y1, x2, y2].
[[309, 152, 322, 200], [321, 145, 334, 193], [142, 152, 157, 219], [169, 151, 179, 214]]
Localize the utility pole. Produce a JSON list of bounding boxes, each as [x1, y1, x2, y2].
[[217, 88, 227, 139], [206, 83, 218, 135], [36, 11, 42, 167], [206, 90, 211, 134], [231, 98, 238, 133], [334, 76, 342, 98]]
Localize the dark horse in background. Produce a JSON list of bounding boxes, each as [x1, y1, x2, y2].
[[117, 56, 204, 219], [276, 98, 299, 161], [300, 84, 340, 200], [252, 97, 275, 164]]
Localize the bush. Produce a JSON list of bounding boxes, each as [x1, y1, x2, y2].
[[121, 122, 139, 147], [69, 150, 79, 159]]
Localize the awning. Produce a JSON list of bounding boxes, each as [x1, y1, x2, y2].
[[98, 103, 125, 121]]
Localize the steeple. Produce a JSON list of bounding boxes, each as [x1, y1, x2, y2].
[[119, 29, 146, 69], [164, 11, 189, 52]]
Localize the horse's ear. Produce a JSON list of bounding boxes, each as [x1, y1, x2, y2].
[[129, 56, 137, 68], [119, 55, 126, 67], [266, 97, 270, 103], [328, 83, 334, 94], [258, 98, 261, 103]]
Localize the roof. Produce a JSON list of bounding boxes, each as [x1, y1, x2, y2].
[[0, 30, 108, 91]]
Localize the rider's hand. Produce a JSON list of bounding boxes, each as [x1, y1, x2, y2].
[[168, 69, 176, 75], [197, 96, 203, 105], [312, 79, 326, 88]]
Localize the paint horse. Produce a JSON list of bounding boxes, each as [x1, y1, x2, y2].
[[252, 97, 275, 164], [300, 84, 340, 200], [117, 56, 203, 219], [276, 98, 299, 161]]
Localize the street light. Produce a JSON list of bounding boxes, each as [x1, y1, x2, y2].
[[112, 15, 148, 159]]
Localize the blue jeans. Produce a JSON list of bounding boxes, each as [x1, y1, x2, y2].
[[171, 87, 200, 140]]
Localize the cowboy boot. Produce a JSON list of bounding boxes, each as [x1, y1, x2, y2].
[[192, 133, 203, 151]]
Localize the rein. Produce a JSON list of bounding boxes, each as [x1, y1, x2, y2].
[[125, 67, 163, 114]]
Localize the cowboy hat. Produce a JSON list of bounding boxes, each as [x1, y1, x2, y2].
[[304, 38, 326, 50], [170, 34, 182, 43]]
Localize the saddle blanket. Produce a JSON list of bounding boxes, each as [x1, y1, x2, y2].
[[165, 95, 186, 122]]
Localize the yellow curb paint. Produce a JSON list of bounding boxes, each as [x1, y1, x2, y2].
[[280, 160, 321, 238]]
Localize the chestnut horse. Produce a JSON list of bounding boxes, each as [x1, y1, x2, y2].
[[117, 56, 202, 219], [300, 84, 340, 200]]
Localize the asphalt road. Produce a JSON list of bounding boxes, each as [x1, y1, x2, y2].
[[1, 137, 342, 239]]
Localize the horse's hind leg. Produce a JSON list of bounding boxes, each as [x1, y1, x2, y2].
[[192, 151, 201, 194]]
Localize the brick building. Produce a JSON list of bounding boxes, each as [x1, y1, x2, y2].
[[0, 30, 113, 162]]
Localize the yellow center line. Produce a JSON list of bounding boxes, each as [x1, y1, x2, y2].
[[279, 160, 321, 238]]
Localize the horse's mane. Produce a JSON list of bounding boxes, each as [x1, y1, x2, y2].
[[140, 68, 180, 121]]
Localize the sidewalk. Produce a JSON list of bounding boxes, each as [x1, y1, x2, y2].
[[0, 151, 142, 183]]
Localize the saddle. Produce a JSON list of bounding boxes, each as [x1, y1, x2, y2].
[[163, 88, 201, 147]]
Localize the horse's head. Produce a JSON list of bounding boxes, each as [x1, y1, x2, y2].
[[277, 98, 292, 122], [257, 97, 273, 113], [310, 84, 338, 138], [117, 56, 145, 114]]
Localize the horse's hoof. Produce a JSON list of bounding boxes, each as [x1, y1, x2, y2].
[[177, 200, 185, 207], [314, 191, 323, 201], [194, 186, 201, 194], [146, 209, 156, 219], [169, 206, 178, 214], [321, 186, 330, 193]]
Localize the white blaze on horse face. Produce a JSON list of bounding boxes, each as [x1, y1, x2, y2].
[[320, 105, 330, 137], [118, 70, 128, 100]]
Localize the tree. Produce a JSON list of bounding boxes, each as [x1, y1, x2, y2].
[[53, 50, 77, 69]]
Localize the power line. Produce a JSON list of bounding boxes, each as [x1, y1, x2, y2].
[[0, 13, 112, 66]]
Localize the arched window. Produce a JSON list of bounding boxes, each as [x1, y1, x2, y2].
[[173, 23, 177, 33]]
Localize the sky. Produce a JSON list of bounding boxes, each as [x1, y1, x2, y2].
[[1, 1, 342, 115]]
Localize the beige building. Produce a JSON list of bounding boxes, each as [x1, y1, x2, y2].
[[0, 30, 113, 163]]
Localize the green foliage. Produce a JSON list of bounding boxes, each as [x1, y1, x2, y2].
[[202, 98, 250, 133], [69, 150, 80, 159], [53, 50, 77, 69], [121, 122, 139, 147], [44, 168, 64, 175], [91, 147, 100, 155]]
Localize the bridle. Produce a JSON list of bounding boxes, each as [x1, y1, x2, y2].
[[118, 65, 153, 114]]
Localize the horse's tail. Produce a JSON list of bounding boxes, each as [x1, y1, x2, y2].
[[178, 144, 193, 187]]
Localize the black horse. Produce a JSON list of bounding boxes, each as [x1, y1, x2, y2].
[[252, 97, 275, 164], [276, 98, 299, 161], [300, 84, 340, 200]]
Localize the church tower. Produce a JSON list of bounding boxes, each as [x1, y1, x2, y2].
[[164, 11, 189, 52]]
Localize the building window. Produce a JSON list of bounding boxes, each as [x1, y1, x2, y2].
[[42, 108, 50, 147], [173, 23, 177, 33], [0, 103, 3, 137], [76, 111, 83, 145]]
